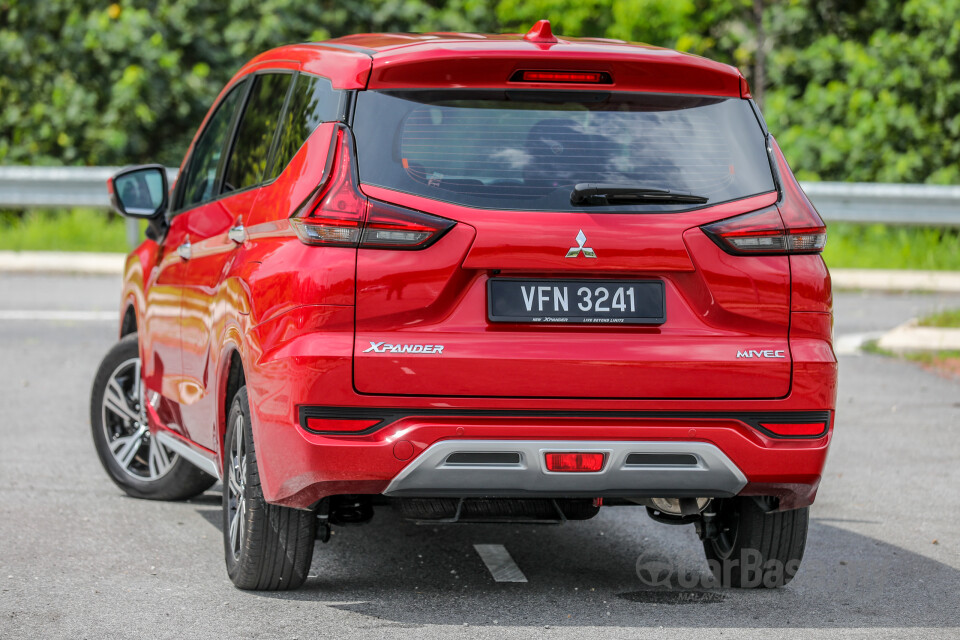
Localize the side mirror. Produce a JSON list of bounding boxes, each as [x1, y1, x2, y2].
[[108, 165, 169, 219]]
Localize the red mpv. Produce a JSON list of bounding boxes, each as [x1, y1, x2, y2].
[[91, 21, 836, 591]]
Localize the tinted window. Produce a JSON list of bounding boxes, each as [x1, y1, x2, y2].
[[266, 75, 341, 180], [353, 90, 775, 212], [223, 73, 292, 192], [178, 81, 246, 209]]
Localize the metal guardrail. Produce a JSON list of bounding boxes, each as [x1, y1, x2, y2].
[[800, 182, 960, 227], [0, 166, 179, 247], [1, 166, 959, 237], [0, 166, 179, 208]]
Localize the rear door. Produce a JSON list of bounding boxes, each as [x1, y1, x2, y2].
[[142, 79, 246, 432], [178, 71, 293, 449], [350, 89, 791, 399]]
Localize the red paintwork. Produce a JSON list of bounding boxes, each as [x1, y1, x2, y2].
[[352, 187, 793, 399], [118, 29, 836, 512], [238, 412, 833, 509], [524, 20, 558, 44]]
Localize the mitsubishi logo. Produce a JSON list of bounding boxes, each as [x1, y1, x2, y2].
[[565, 229, 596, 258]]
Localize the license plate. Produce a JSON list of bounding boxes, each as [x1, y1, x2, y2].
[[487, 279, 665, 325]]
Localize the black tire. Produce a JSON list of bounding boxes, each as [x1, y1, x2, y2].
[[223, 387, 317, 590], [90, 333, 216, 501], [702, 497, 808, 588]]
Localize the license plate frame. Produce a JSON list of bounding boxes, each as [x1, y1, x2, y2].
[[487, 278, 666, 325]]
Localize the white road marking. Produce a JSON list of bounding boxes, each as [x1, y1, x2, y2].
[[474, 544, 527, 583], [0, 310, 116, 322]]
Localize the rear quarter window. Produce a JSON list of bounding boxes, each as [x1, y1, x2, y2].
[[266, 75, 343, 180], [223, 73, 293, 193], [353, 90, 775, 213]]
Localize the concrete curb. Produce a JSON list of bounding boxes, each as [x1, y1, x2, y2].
[[0, 251, 124, 275], [2, 251, 960, 293], [830, 268, 960, 292], [877, 320, 960, 353]]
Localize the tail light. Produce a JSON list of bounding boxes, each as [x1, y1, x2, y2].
[[362, 201, 454, 249], [291, 127, 455, 250], [703, 205, 825, 255], [544, 452, 605, 473], [701, 137, 826, 255], [290, 129, 366, 246]]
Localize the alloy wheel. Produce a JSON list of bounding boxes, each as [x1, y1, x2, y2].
[[226, 413, 247, 560], [101, 357, 177, 480], [709, 500, 741, 559]]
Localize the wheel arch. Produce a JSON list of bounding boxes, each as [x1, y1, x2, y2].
[[219, 347, 247, 449], [119, 245, 154, 341], [120, 303, 137, 337]]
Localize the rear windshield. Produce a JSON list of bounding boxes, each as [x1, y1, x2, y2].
[[353, 90, 775, 213]]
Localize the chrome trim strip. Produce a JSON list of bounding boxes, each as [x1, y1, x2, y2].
[[155, 431, 221, 480], [383, 440, 747, 498]]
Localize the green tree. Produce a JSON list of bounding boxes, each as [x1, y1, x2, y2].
[[0, 0, 454, 167], [1, 0, 957, 185], [764, 0, 960, 183]]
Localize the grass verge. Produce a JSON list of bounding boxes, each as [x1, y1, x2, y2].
[[901, 350, 960, 380], [863, 340, 960, 380], [822, 223, 960, 270], [916, 308, 960, 328], [0, 209, 138, 253]]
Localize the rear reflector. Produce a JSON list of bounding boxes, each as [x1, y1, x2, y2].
[[759, 422, 828, 437], [305, 417, 382, 433], [544, 452, 605, 472], [510, 70, 613, 84]]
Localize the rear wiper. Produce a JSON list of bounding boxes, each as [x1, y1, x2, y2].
[[570, 183, 709, 206]]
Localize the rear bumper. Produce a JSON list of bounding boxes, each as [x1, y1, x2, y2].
[[244, 303, 836, 511], [383, 439, 747, 498], [250, 407, 832, 511]]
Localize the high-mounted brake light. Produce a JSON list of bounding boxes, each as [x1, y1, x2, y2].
[[291, 127, 455, 250], [510, 69, 612, 84], [544, 452, 605, 473]]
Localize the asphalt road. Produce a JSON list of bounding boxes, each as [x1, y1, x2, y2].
[[1, 274, 959, 639]]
